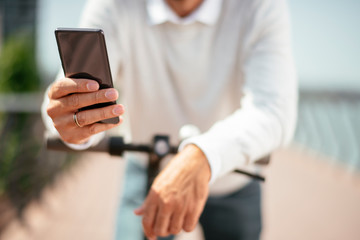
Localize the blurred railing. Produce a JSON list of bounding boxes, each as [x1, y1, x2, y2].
[[0, 92, 43, 113], [295, 89, 360, 172]]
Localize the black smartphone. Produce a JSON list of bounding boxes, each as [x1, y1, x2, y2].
[[55, 27, 119, 124]]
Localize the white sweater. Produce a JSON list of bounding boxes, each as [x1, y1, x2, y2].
[[43, 0, 297, 195]]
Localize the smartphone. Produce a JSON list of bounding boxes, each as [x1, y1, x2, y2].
[[55, 27, 119, 124]]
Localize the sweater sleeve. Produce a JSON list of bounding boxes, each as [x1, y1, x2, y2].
[[179, 0, 298, 183]]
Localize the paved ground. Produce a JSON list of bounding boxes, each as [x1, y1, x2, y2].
[[1, 146, 360, 240], [261, 146, 360, 240], [1, 153, 125, 240]]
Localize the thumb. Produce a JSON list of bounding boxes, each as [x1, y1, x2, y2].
[[134, 205, 145, 216]]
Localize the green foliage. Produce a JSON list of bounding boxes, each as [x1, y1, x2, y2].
[[0, 33, 73, 215], [0, 33, 40, 92], [0, 112, 73, 214], [0, 113, 29, 195]]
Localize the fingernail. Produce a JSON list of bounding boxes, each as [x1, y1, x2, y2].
[[105, 89, 117, 100], [113, 106, 123, 115], [87, 82, 98, 91]]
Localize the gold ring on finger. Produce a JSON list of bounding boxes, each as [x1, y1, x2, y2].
[[73, 112, 83, 128]]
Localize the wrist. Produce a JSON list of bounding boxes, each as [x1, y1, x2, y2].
[[154, 144, 211, 189], [181, 144, 211, 182]]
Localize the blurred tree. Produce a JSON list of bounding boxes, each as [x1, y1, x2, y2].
[[0, 33, 40, 92], [0, 33, 71, 231], [0, 33, 41, 210], [0, 0, 74, 235]]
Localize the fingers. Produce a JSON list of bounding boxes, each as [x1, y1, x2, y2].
[[72, 104, 124, 127], [136, 146, 211, 239], [83, 119, 123, 137], [183, 185, 208, 232], [168, 200, 187, 235], [140, 194, 198, 238], [51, 103, 123, 130], [46, 77, 124, 145], [183, 203, 200, 232], [47, 87, 118, 117], [48, 78, 99, 99], [59, 116, 123, 144], [51, 104, 124, 144], [141, 195, 158, 240], [153, 203, 172, 237], [141, 192, 188, 238], [59, 88, 119, 112]]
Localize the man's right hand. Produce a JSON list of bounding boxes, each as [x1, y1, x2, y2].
[[46, 78, 124, 144]]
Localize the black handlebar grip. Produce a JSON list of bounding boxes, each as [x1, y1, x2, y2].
[[46, 134, 110, 153], [109, 137, 126, 156]]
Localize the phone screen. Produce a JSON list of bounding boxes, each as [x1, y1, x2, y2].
[[55, 28, 119, 124]]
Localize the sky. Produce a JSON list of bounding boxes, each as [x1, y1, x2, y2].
[[288, 0, 360, 90], [36, 0, 360, 90]]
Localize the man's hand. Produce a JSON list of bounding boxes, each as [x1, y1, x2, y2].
[[46, 78, 124, 144], [134, 144, 211, 239]]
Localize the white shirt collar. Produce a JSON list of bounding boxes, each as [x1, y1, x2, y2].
[[147, 0, 222, 26]]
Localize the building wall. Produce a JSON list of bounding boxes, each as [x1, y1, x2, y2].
[[0, 0, 37, 38], [0, 8, 3, 49]]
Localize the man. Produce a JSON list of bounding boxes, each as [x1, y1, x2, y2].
[[43, 0, 297, 239]]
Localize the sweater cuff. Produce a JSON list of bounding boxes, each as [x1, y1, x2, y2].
[[63, 131, 105, 150], [178, 134, 221, 184]]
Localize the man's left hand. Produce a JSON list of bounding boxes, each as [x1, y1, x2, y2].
[[134, 144, 211, 239]]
